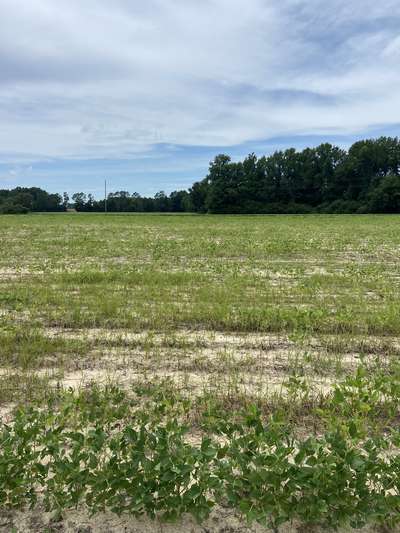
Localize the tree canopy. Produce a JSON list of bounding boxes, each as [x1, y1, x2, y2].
[[1, 137, 400, 214], [0, 187, 64, 214]]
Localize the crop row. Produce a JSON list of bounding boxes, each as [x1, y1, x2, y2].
[[1, 371, 400, 531]]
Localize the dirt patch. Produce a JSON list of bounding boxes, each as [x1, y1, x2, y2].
[[50, 361, 336, 400], [43, 327, 288, 347], [0, 402, 15, 423], [0, 268, 41, 280], [37, 328, 399, 399], [0, 506, 385, 533]]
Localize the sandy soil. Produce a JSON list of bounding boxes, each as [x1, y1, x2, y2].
[[0, 506, 387, 533]]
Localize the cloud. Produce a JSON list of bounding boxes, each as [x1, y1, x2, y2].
[[0, 0, 399, 190]]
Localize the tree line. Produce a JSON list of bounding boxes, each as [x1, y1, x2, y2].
[[1, 137, 400, 214], [0, 187, 67, 214]]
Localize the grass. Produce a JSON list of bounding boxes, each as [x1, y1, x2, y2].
[[1, 213, 400, 334], [0, 212, 399, 411], [1, 212, 400, 531]]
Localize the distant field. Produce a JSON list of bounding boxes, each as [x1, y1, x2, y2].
[[1, 213, 400, 532], [1, 213, 400, 401]]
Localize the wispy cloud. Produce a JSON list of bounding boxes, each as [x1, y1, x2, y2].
[[0, 0, 399, 193]]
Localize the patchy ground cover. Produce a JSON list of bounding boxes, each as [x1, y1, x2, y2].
[[1, 213, 400, 531]]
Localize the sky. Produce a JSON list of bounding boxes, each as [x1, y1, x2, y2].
[[0, 0, 400, 198]]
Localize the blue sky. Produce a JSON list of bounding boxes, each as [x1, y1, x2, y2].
[[1, 0, 400, 198]]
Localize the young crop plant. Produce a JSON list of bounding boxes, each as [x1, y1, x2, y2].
[[1, 384, 400, 531]]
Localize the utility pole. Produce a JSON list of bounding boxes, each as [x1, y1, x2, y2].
[[104, 179, 107, 214]]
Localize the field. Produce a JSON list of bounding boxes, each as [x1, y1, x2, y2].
[[1, 213, 400, 532]]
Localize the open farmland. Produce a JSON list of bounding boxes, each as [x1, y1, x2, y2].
[[1, 213, 400, 532]]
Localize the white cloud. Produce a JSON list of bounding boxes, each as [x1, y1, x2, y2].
[[0, 0, 399, 164]]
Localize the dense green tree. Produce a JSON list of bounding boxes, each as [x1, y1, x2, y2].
[[2, 137, 400, 215], [367, 174, 400, 213], [205, 155, 245, 213], [0, 187, 64, 213], [169, 190, 192, 212], [189, 180, 209, 213], [72, 192, 87, 211]]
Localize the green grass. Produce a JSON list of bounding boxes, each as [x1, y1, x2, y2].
[[1, 213, 400, 334]]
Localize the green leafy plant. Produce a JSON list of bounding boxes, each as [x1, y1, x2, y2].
[[1, 387, 400, 531]]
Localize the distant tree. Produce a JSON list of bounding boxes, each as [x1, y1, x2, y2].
[[131, 192, 144, 212], [72, 192, 87, 211], [2, 136, 400, 215], [367, 174, 400, 213], [189, 180, 209, 212], [62, 192, 69, 210], [205, 155, 244, 213], [107, 191, 132, 212], [86, 194, 95, 211], [337, 137, 400, 200], [154, 191, 169, 212], [0, 187, 63, 213], [0, 200, 29, 214], [169, 190, 192, 212]]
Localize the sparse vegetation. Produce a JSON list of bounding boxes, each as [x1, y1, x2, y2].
[[1, 212, 400, 531]]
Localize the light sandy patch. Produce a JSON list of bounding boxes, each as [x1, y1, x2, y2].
[[0, 506, 387, 533], [5, 327, 399, 406], [0, 403, 15, 423], [305, 266, 330, 276], [0, 367, 59, 378], [43, 327, 291, 349], [53, 362, 336, 400], [0, 267, 35, 279], [248, 270, 300, 287], [42, 328, 400, 379]]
